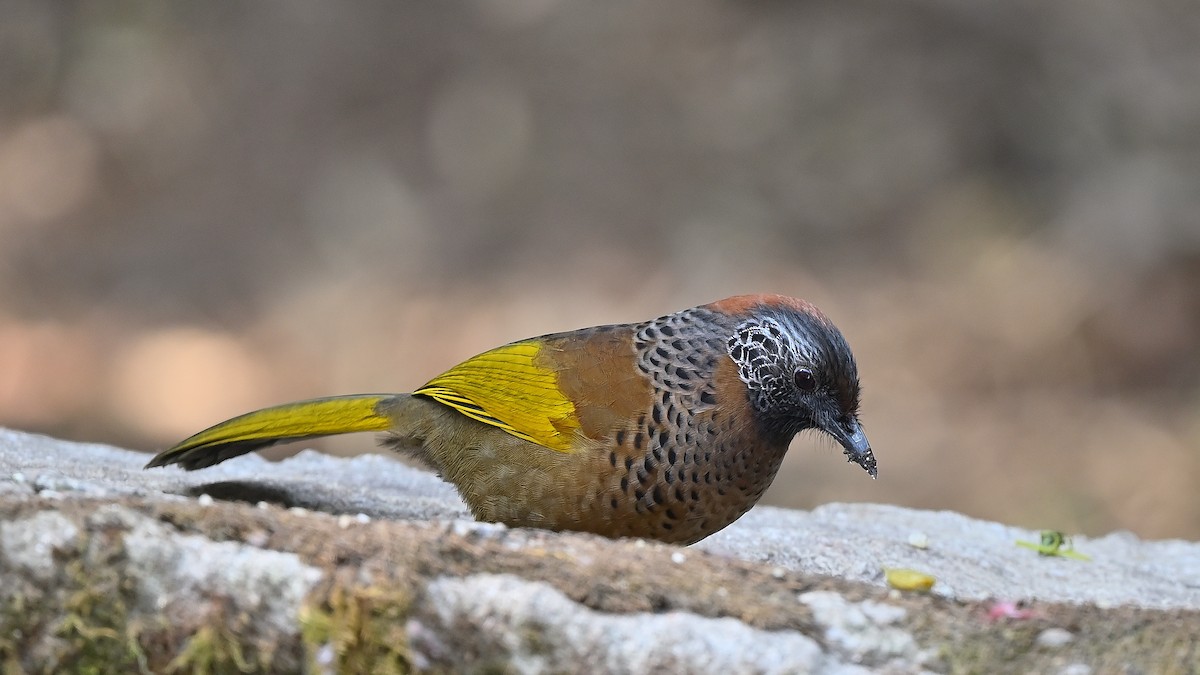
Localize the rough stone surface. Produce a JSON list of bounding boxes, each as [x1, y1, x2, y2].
[[0, 511, 79, 583], [411, 573, 850, 674], [799, 591, 925, 666], [120, 504, 323, 636], [1, 427, 1198, 673], [700, 504, 1200, 611], [0, 427, 467, 522]]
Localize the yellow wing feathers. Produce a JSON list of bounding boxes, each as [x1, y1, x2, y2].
[[414, 341, 581, 452]]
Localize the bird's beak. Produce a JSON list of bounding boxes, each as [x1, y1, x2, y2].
[[831, 419, 876, 479]]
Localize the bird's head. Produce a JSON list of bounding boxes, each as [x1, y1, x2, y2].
[[717, 295, 876, 478]]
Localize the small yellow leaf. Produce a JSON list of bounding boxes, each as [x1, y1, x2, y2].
[[884, 568, 936, 592]]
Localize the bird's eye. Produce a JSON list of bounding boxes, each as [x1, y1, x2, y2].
[[794, 368, 816, 392]]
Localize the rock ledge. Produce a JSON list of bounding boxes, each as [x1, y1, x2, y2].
[[1, 428, 1196, 673]]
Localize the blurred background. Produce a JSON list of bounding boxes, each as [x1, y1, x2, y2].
[[2, 1, 1198, 539]]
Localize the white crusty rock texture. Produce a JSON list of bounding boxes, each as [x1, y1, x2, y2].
[[1, 427, 1197, 673]]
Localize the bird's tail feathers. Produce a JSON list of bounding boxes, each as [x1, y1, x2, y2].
[[144, 394, 400, 470]]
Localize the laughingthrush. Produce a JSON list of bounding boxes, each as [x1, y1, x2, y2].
[[146, 294, 875, 544]]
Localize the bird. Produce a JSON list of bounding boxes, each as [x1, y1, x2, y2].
[[146, 294, 875, 545]]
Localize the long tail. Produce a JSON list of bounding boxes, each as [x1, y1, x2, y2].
[[144, 394, 401, 471]]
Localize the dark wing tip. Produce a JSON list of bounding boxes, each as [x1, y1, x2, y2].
[[143, 454, 170, 470], [144, 438, 290, 471]]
